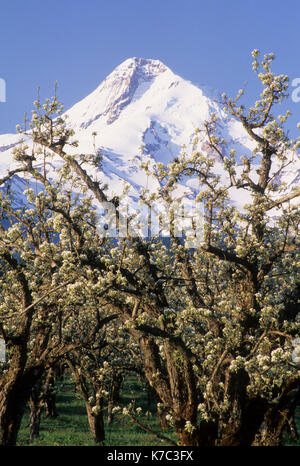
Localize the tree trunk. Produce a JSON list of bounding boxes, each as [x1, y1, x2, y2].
[[138, 335, 202, 446], [107, 400, 114, 427], [107, 372, 123, 426], [218, 368, 258, 446], [44, 375, 58, 418], [0, 387, 26, 446], [219, 422, 241, 446], [287, 413, 299, 441], [85, 402, 105, 444], [0, 366, 42, 445], [28, 379, 43, 443], [198, 420, 218, 446], [157, 404, 169, 430], [67, 360, 106, 444], [252, 381, 300, 446]]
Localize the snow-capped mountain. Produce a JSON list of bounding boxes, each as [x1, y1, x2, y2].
[[0, 57, 299, 214]]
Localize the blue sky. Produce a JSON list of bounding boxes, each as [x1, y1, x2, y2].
[[0, 0, 299, 136]]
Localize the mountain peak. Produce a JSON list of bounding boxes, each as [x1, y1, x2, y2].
[[115, 57, 168, 77], [66, 58, 170, 129]]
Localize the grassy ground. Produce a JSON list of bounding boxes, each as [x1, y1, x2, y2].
[[17, 377, 177, 446]]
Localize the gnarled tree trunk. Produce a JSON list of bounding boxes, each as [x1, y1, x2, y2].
[[0, 362, 43, 445]]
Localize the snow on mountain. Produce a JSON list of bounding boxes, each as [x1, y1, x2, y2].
[[66, 58, 169, 129], [0, 57, 299, 218], [62, 57, 254, 203]]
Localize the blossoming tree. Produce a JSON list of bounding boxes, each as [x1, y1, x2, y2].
[[0, 50, 299, 446]]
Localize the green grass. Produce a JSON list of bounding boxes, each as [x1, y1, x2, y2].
[[17, 390, 93, 446]]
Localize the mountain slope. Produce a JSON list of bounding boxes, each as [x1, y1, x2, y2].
[[0, 57, 299, 215]]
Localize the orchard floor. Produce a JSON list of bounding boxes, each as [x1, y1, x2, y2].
[[17, 377, 177, 446], [17, 378, 300, 446]]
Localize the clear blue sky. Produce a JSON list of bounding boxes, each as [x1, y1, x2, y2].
[[0, 0, 299, 136]]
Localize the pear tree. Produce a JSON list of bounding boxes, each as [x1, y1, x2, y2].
[[0, 50, 299, 446]]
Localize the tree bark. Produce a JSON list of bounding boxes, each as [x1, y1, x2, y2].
[[85, 402, 105, 444], [44, 374, 58, 418], [28, 378, 43, 443], [157, 404, 169, 430], [107, 372, 123, 426], [0, 365, 43, 445]]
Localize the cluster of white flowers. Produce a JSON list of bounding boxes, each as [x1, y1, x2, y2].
[[184, 421, 196, 434], [229, 356, 246, 373], [197, 404, 209, 422], [91, 406, 101, 416], [270, 348, 285, 363], [112, 406, 121, 414]]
